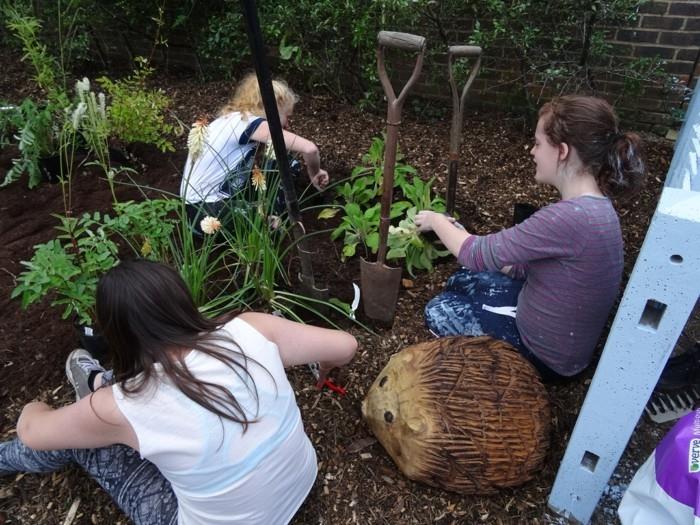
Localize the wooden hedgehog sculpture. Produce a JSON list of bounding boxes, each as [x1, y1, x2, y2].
[[361, 336, 551, 495]]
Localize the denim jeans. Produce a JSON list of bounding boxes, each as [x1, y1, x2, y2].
[[425, 268, 564, 382], [0, 439, 177, 525]]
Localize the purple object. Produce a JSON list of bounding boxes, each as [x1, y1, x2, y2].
[[457, 195, 623, 376], [655, 409, 700, 514]]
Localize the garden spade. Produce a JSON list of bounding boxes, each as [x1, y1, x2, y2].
[[361, 31, 426, 323], [446, 45, 482, 215]]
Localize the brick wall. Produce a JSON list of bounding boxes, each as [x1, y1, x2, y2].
[[85, 3, 699, 134], [406, 1, 699, 134], [610, 0, 699, 132]]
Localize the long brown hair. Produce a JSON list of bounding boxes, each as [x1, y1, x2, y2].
[[96, 259, 269, 430], [539, 95, 646, 201]]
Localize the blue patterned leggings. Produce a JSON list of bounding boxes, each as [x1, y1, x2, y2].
[[0, 439, 177, 525], [425, 268, 563, 381]]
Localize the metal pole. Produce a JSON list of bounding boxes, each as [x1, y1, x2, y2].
[[239, 0, 319, 294]]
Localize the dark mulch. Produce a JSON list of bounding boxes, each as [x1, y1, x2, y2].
[[0, 52, 683, 524]]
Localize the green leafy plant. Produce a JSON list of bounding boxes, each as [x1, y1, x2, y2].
[[11, 213, 120, 325], [11, 198, 217, 325], [102, 198, 181, 261], [456, 0, 670, 112], [0, 4, 87, 189], [349, 136, 418, 198], [335, 176, 376, 208], [330, 202, 380, 260], [324, 136, 444, 273], [0, 104, 24, 149], [257, 0, 426, 101], [402, 176, 446, 212], [197, 11, 249, 78], [3, 5, 63, 99], [1, 99, 55, 188], [2, 6, 64, 188], [98, 57, 175, 152]]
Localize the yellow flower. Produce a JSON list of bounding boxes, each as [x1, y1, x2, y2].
[[187, 118, 209, 162], [140, 239, 152, 257], [200, 216, 222, 235], [251, 166, 267, 192]]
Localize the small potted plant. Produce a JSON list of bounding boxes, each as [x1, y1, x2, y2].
[[11, 213, 120, 363]]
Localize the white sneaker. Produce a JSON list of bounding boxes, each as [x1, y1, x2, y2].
[[65, 349, 105, 401]]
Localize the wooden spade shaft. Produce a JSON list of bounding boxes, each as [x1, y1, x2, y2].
[[375, 31, 426, 264], [446, 45, 482, 215], [361, 31, 426, 323]]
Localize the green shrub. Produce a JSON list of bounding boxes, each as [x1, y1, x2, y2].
[[323, 136, 447, 276], [11, 213, 120, 325], [98, 58, 175, 152]]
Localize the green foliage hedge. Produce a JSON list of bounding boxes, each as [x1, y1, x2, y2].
[[8, 0, 673, 110]]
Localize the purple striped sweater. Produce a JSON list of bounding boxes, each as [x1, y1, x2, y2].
[[458, 196, 623, 376]]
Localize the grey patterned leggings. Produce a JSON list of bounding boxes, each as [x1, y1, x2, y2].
[[0, 438, 177, 525]]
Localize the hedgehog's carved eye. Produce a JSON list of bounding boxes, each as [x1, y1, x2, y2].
[[379, 376, 388, 387], [384, 411, 394, 423]]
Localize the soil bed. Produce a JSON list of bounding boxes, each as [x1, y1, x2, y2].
[[0, 58, 681, 524]]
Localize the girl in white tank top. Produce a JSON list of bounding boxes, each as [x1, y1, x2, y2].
[[1, 260, 357, 524]]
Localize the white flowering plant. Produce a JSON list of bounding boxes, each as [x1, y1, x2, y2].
[[386, 207, 450, 276], [71, 77, 110, 174]]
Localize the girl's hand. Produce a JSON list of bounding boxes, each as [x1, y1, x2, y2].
[[315, 363, 334, 388], [414, 210, 455, 232], [310, 169, 329, 190]]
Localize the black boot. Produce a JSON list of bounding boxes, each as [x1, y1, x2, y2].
[[655, 342, 700, 393], [513, 202, 538, 226]]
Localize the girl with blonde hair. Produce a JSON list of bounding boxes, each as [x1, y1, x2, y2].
[[181, 73, 329, 233]]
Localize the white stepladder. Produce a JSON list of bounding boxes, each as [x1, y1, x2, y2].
[[548, 86, 700, 524]]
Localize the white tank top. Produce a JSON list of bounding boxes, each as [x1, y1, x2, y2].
[[112, 318, 317, 524], [180, 112, 263, 204]]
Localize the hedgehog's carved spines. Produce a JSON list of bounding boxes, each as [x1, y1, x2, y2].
[[362, 336, 551, 495]]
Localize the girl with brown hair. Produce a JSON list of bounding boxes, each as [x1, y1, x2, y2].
[[1, 259, 357, 524], [415, 95, 646, 382]]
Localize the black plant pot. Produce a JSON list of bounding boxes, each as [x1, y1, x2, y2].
[[38, 154, 65, 184], [74, 322, 111, 367], [39, 147, 128, 184], [108, 146, 129, 166], [513, 202, 539, 226]]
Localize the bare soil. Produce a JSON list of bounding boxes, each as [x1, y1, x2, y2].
[[0, 54, 686, 524]]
